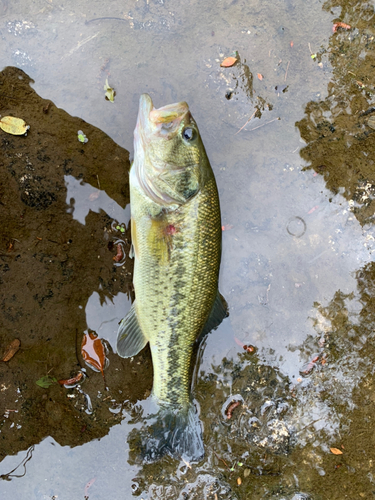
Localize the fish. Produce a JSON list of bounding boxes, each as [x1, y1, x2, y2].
[[116, 94, 228, 463]]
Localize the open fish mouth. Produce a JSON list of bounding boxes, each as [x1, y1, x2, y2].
[[136, 94, 189, 139]]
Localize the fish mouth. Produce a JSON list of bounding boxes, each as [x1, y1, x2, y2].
[[136, 94, 189, 137], [134, 94, 192, 206]]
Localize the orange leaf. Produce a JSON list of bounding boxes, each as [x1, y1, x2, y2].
[[330, 447, 343, 455], [257, 73, 263, 80], [332, 22, 351, 33], [220, 57, 237, 68], [1, 339, 21, 362], [81, 332, 108, 378]]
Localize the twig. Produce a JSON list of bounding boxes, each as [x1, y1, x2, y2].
[[245, 117, 280, 133], [235, 110, 256, 135], [284, 61, 290, 82], [96, 174, 101, 189], [85, 17, 131, 24], [61, 33, 100, 60], [0, 446, 34, 480], [213, 451, 230, 469]]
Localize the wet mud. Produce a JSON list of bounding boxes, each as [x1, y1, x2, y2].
[[0, 66, 152, 461]]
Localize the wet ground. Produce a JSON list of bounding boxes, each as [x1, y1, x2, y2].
[[1, 0, 375, 498]]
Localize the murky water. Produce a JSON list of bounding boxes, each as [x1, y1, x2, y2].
[[1, 0, 375, 498]]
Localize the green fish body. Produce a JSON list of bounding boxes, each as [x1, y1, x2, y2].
[[117, 94, 227, 462]]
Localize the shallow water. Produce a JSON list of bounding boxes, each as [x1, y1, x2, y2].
[[1, 0, 375, 498]]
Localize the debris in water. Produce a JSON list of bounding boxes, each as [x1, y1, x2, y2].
[[257, 73, 263, 80], [58, 371, 85, 387], [332, 22, 351, 32], [1, 339, 21, 362], [367, 116, 375, 130], [0, 116, 30, 135], [77, 130, 88, 143], [84, 477, 96, 499], [81, 331, 108, 378], [299, 355, 320, 376], [35, 375, 57, 388], [243, 344, 255, 354], [330, 447, 343, 455], [104, 78, 115, 102], [226, 401, 241, 419], [113, 243, 124, 262], [220, 56, 237, 68]]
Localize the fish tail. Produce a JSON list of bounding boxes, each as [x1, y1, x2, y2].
[[129, 402, 204, 464]]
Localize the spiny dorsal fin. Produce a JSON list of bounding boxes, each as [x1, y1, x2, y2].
[[117, 302, 148, 357]]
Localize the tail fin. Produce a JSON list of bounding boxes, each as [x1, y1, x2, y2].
[[128, 402, 204, 464]]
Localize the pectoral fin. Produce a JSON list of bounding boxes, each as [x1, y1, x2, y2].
[[117, 302, 148, 357], [199, 291, 229, 340]]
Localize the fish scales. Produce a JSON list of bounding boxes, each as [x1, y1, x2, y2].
[[133, 176, 221, 405], [117, 94, 227, 462]]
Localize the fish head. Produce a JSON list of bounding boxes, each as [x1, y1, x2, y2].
[[134, 94, 209, 206]]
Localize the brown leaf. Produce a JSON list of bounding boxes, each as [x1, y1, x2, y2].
[[220, 57, 237, 68], [332, 22, 351, 33], [330, 447, 343, 455], [1, 339, 21, 362], [81, 331, 108, 378]]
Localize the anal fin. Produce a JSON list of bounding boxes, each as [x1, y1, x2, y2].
[[117, 301, 148, 357]]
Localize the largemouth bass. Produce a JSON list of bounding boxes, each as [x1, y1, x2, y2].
[[117, 94, 227, 462]]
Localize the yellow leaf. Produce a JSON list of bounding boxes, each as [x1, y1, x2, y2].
[[104, 78, 116, 102], [330, 447, 343, 455], [0, 116, 30, 135], [220, 57, 237, 68]]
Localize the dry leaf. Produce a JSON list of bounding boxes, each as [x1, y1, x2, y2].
[[220, 57, 237, 68], [257, 73, 263, 80], [81, 331, 108, 378], [237, 477, 242, 486], [333, 22, 351, 33], [1, 339, 21, 362], [368, 116, 375, 130], [330, 447, 343, 455], [0, 116, 30, 135]]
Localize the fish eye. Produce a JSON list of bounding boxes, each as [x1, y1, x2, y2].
[[182, 127, 196, 142]]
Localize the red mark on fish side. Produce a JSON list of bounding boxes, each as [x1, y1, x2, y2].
[[165, 224, 177, 235], [308, 205, 319, 214]]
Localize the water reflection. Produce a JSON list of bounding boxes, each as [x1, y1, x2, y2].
[[296, 0, 375, 226], [2, 0, 375, 494]]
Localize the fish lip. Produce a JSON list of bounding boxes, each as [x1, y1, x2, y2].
[[136, 93, 190, 135], [137, 94, 154, 134]]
